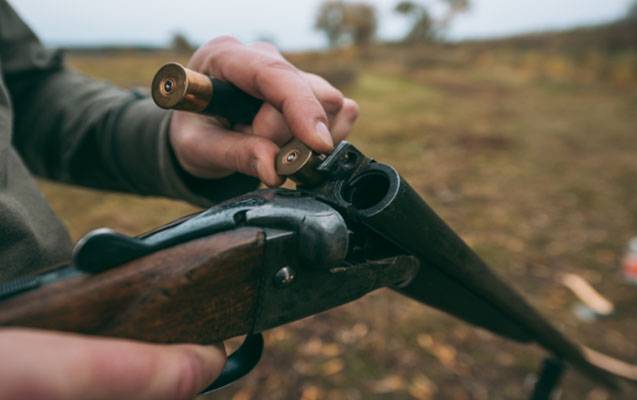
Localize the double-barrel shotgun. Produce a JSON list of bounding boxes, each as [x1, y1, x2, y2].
[[0, 63, 635, 398]]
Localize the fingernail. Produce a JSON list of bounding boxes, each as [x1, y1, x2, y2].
[[315, 121, 334, 149]]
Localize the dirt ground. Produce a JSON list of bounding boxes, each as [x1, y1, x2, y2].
[[40, 27, 637, 399]]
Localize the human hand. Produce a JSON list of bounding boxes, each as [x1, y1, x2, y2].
[[0, 329, 225, 400], [169, 36, 359, 187]]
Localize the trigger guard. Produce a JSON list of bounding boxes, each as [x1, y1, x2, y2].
[[200, 333, 264, 394]]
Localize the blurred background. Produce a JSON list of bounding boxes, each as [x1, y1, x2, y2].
[[12, 0, 637, 398]]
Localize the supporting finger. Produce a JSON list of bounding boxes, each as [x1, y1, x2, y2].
[[251, 103, 293, 146], [248, 100, 356, 149], [303, 72, 344, 115], [0, 329, 225, 400], [329, 98, 359, 143], [172, 120, 284, 187]]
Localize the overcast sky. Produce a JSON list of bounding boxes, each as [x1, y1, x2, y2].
[[10, 0, 634, 50]]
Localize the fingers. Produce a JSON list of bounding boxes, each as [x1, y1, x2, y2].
[[249, 98, 357, 147], [191, 36, 334, 153], [171, 95, 357, 188], [330, 98, 360, 143], [248, 72, 349, 146], [176, 36, 360, 186], [302, 72, 344, 115], [251, 103, 293, 146], [170, 112, 284, 187], [250, 43, 344, 115], [0, 329, 226, 400]]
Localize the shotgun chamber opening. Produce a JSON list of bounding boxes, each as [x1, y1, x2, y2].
[[342, 170, 391, 211]]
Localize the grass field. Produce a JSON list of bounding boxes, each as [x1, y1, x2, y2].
[[39, 23, 637, 399]]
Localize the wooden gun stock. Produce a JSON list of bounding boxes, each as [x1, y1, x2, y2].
[[0, 228, 264, 344]]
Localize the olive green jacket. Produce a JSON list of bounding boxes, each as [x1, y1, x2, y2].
[[0, 2, 257, 282]]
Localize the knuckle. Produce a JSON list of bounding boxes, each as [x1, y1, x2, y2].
[[173, 351, 204, 400], [343, 99, 360, 122], [172, 131, 197, 154], [249, 139, 275, 176], [223, 141, 244, 173], [243, 154, 260, 178], [252, 41, 279, 53], [262, 57, 294, 73], [277, 98, 314, 129], [223, 138, 270, 179], [252, 59, 298, 105], [294, 93, 324, 115], [305, 73, 344, 111], [202, 39, 241, 72], [251, 139, 274, 160], [205, 35, 241, 48], [204, 49, 231, 74], [171, 133, 202, 174], [322, 89, 344, 111], [200, 37, 242, 72], [330, 86, 344, 100]]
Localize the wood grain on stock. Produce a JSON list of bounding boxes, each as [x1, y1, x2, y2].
[[0, 228, 265, 344]]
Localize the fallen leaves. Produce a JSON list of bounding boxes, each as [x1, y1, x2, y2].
[[300, 385, 324, 400], [408, 374, 438, 399], [417, 334, 458, 369], [321, 359, 345, 376], [369, 375, 406, 393], [337, 323, 369, 344]]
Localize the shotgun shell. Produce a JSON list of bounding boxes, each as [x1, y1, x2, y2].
[[276, 139, 324, 187], [151, 62, 212, 112]]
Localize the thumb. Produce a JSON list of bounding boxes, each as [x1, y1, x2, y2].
[[0, 329, 226, 400], [161, 344, 227, 399]]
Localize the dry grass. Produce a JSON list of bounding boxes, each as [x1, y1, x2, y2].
[[38, 30, 637, 399]]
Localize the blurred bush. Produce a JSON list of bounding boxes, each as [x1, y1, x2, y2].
[[314, 1, 378, 49], [394, 0, 471, 43], [627, 0, 637, 23], [170, 32, 194, 54]]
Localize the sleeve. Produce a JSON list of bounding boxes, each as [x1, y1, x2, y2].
[[0, 1, 259, 208]]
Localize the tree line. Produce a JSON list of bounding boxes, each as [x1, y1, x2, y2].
[[167, 0, 637, 52], [315, 0, 637, 49], [315, 0, 470, 48]]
